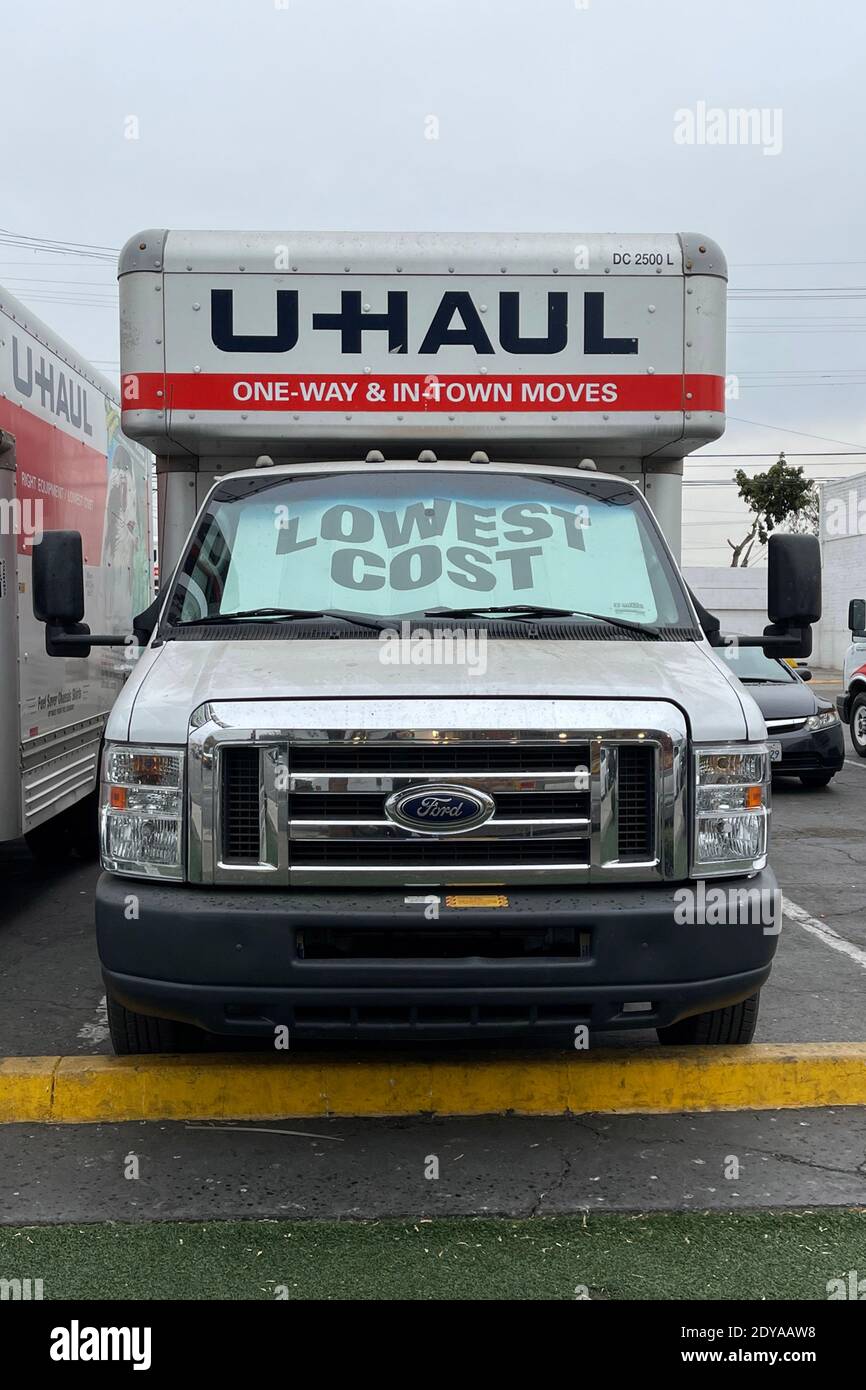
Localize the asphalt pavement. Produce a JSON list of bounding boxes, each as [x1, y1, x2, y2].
[[0, 713, 864, 1237]]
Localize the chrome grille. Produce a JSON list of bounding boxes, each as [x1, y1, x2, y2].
[[290, 791, 588, 820], [290, 743, 593, 773], [293, 838, 590, 868], [616, 744, 655, 860], [221, 746, 262, 863], [188, 699, 686, 887]]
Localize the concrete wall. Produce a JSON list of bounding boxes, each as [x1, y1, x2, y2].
[[682, 565, 767, 636], [816, 475, 866, 669]]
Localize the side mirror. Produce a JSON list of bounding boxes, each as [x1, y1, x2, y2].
[[798, 668, 813, 682], [760, 533, 821, 659], [767, 533, 821, 627], [848, 598, 866, 635], [32, 530, 85, 625], [32, 528, 132, 659]]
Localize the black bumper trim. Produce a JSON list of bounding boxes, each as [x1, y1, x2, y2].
[[97, 872, 780, 1039]]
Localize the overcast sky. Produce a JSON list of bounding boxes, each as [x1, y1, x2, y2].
[[4, 0, 866, 564]]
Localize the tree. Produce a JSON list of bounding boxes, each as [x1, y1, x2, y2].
[[726, 452, 817, 567]]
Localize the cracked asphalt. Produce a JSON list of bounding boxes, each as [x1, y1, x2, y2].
[[0, 717, 864, 1225], [1, 1107, 865, 1225]]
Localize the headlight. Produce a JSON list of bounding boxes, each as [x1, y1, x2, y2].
[[807, 710, 839, 731], [692, 746, 770, 876], [100, 744, 184, 879]]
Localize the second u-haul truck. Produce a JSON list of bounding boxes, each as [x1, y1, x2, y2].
[[31, 231, 820, 1053], [0, 285, 152, 859]]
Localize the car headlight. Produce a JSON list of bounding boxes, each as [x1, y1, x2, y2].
[[100, 744, 184, 879], [807, 710, 839, 731], [692, 746, 770, 876]]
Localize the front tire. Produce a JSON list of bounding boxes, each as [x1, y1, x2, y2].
[[850, 693, 866, 757], [800, 771, 835, 788], [657, 991, 760, 1045], [107, 995, 204, 1055]]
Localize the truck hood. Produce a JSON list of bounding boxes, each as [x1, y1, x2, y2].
[[108, 637, 764, 745]]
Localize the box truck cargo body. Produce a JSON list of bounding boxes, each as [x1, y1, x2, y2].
[[0, 287, 153, 855], [31, 232, 821, 1052]]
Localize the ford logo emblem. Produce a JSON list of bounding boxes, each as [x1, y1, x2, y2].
[[385, 784, 495, 835]]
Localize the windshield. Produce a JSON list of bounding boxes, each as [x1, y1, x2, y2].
[[722, 647, 797, 682], [166, 469, 693, 631]]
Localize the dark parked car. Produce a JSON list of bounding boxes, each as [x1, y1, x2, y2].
[[723, 647, 844, 788]]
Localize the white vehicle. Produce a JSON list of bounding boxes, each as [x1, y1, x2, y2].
[[0, 285, 152, 858], [837, 598, 866, 755], [31, 231, 821, 1053]]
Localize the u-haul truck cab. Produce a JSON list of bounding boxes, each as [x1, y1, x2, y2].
[[32, 231, 821, 1054]]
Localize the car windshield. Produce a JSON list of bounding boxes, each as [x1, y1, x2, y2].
[[165, 469, 694, 632], [722, 646, 798, 682]]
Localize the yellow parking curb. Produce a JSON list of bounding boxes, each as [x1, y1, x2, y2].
[[1, 1044, 865, 1123]]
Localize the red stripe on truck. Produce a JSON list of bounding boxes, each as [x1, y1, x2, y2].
[[122, 372, 724, 415], [0, 398, 108, 559]]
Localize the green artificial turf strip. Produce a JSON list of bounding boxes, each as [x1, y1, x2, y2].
[[1, 1210, 863, 1300]]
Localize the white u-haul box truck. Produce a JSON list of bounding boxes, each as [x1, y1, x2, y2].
[[31, 231, 821, 1053], [0, 285, 153, 859]]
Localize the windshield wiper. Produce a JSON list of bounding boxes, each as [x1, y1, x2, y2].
[[172, 607, 390, 632], [423, 604, 661, 638]]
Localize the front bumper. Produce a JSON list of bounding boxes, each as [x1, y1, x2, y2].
[[770, 722, 845, 777], [97, 871, 780, 1040]]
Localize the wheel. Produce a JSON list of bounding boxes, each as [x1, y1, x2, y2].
[[799, 771, 835, 788], [24, 816, 74, 865], [851, 693, 866, 758], [107, 994, 204, 1055], [657, 991, 760, 1045]]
